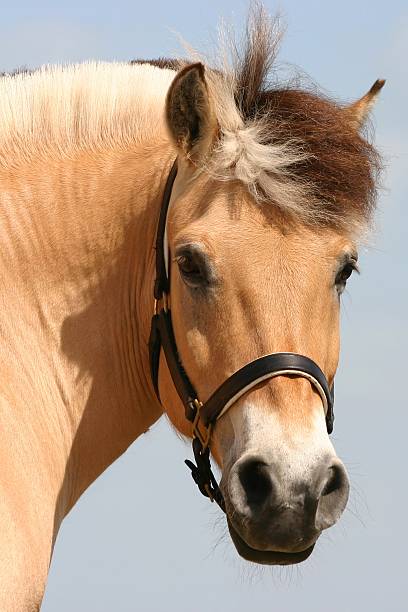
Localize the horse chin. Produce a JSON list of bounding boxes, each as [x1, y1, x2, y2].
[[227, 520, 315, 566]]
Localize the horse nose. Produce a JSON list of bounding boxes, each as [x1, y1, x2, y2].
[[228, 454, 349, 547]]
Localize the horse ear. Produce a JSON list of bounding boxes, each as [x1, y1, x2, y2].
[[344, 79, 385, 129], [165, 62, 217, 163]]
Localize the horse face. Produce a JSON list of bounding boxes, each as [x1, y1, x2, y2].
[[159, 168, 352, 564]]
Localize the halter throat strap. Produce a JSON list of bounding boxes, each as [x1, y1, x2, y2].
[[148, 159, 334, 512]]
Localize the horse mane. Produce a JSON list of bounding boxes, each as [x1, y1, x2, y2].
[[0, 4, 381, 232]]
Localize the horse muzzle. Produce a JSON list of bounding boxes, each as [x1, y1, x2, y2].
[[222, 453, 350, 565]]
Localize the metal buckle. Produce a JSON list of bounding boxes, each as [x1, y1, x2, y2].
[[204, 484, 214, 502], [154, 292, 169, 315], [191, 399, 212, 452]]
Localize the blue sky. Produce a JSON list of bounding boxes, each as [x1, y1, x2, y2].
[[3, 1, 406, 611]]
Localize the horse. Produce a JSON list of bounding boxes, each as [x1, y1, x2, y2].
[[0, 7, 383, 610]]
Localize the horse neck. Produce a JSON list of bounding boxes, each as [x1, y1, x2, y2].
[[0, 140, 174, 549], [52, 144, 174, 512]]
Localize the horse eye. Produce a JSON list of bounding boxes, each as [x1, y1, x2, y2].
[[176, 252, 204, 284], [336, 260, 358, 293]]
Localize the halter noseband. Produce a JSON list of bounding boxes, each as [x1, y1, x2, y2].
[[149, 160, 334, 513]]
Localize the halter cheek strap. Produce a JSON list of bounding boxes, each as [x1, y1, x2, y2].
[[149, 159, 334, 513]]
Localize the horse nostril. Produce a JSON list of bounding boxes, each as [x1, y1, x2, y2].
[[238, 459, 273, 507], [315, 460, 350, 531], [321, 465, 343, 497]]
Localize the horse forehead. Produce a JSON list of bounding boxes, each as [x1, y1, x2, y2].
[[176, 176, 328, 235], [175, 209, 342, 267], [171, 175, 352, 270]]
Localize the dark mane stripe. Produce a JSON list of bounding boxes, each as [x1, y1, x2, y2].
[[0, 58, 180, 79], [130, 58, 180, 71], [0, 66, 34, 78]]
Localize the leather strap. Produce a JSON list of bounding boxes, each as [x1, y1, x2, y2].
[[157, 310, 197, 419], [154, 160, 178, 299], [200, 353, 334, 433]]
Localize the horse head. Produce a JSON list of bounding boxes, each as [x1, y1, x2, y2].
[[155, 20, 383, 565]]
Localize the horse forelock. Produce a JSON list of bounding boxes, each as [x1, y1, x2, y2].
[[189, 4, 382, 234]]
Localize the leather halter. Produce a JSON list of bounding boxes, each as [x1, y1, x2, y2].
[[149, 160, 334, 513]]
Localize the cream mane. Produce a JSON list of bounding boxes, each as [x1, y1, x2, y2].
[[0, 61, 176, 169]]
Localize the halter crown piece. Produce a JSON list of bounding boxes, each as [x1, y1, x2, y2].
[[149, 160, 335, 513]]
